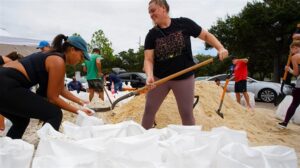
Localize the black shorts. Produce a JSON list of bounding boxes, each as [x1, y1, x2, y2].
[[235, 80, 247, 93], [87, 79, 103, 92]]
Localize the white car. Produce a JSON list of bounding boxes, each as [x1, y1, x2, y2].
[[195, 76, 211, 81], [206, 74, 293, 103]]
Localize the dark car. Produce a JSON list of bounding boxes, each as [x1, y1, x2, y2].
[[118, 72, 147, 88]]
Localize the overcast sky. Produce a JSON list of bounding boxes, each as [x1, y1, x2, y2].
[[0, 0, 254, 55]]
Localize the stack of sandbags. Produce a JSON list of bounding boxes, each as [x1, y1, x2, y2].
[[275, 95, 300, 124], [31, 119, 297, 168], [0, 137, 34, 168]]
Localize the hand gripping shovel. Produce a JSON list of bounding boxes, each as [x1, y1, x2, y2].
[[92, 57, 217, 112], [215, 67, 233, 118], [274, 53, 292, 106]]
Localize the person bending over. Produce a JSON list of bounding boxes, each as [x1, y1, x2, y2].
[[0, 34, 94, 139]]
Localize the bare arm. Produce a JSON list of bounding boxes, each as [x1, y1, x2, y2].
[[2, 56, 13, 64], [198, 29, 228, 60], [46, 56, 84, 113], [61, 87, 86, 105], [144, 49, 155, 85], [291, 54, 300, 76], [96, 58, 102, 77]]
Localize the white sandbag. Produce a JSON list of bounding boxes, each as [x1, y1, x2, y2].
[[162, 127, 247, 168], [37, 123, 66, 140], [254, 145, 298, 168], [211, 126, 248, 146], [91, 120, 145, 139], [34, 124, 105, 168], [292, 107, 300, 124], [276, 96, 293, 121], [101, 157, 160, 168], [104, 134, 162, 163], [276, 95, 300, 124], [65, 120, 145, 143], [75, 111, 104, 126], [62, 121, 93, 140], [216, 143, 297, 168], [33, 155, 159, 168], [0, 137, 34, 168], [229, 92, 255, 108], [167, 124, 202, 134], [145, 127, 178, 141], [34, 122, 157, 168], [162, 132, 224, 168], [33, 146, 104, 168]]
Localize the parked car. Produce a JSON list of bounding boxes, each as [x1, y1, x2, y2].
[[112, 67, 126, 74], [195, 76, 211, 81], [118, 72, 147, 88], [206, 74, 293, 103]]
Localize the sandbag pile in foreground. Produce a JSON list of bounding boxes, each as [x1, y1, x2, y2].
[[31, 118, 297, 168]]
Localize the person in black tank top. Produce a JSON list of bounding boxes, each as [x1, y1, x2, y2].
[[142, 0, 228, 129], [0, 34, 94, 139]]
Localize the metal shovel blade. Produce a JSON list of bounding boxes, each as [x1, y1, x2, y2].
[[215, 109, 224, 118]]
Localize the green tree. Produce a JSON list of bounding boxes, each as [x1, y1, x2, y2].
[[89, 29, 114, 69], [207, 0, 300, 81], [194, 54, 232, 77], [115, 46, 144, 72], [72, 33, 81, 37]]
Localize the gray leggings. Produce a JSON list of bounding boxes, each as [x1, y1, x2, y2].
[[142, 75, 195, 129]]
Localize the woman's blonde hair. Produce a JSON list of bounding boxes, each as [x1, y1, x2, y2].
[[149, 0, 169, 13]]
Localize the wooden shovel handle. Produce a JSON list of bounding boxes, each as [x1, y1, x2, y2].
[[135, 58, 214, 94], [283, 54, 292, 81]]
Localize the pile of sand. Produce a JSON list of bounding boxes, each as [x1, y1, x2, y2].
[[20, 81, 300, 166]]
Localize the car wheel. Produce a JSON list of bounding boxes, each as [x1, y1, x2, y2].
[[258, 88, 277, 103]]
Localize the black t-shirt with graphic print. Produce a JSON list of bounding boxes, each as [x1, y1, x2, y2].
[[144, 17, 202, 80]]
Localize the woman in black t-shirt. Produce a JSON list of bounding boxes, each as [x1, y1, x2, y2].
[[142, 0, 228, 129]]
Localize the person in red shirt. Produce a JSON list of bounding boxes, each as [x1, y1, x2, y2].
[[232, 57, 252, 110]]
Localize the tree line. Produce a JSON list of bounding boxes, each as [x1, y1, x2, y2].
[[67, 0, 300, 82]]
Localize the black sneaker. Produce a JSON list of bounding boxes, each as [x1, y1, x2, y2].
[[278, 122, 288, 129]]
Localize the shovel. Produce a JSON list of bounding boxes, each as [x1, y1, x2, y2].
[[215, 68, 233, 118], [274, 53, 292, 106], [92, 57, 217, 112]]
